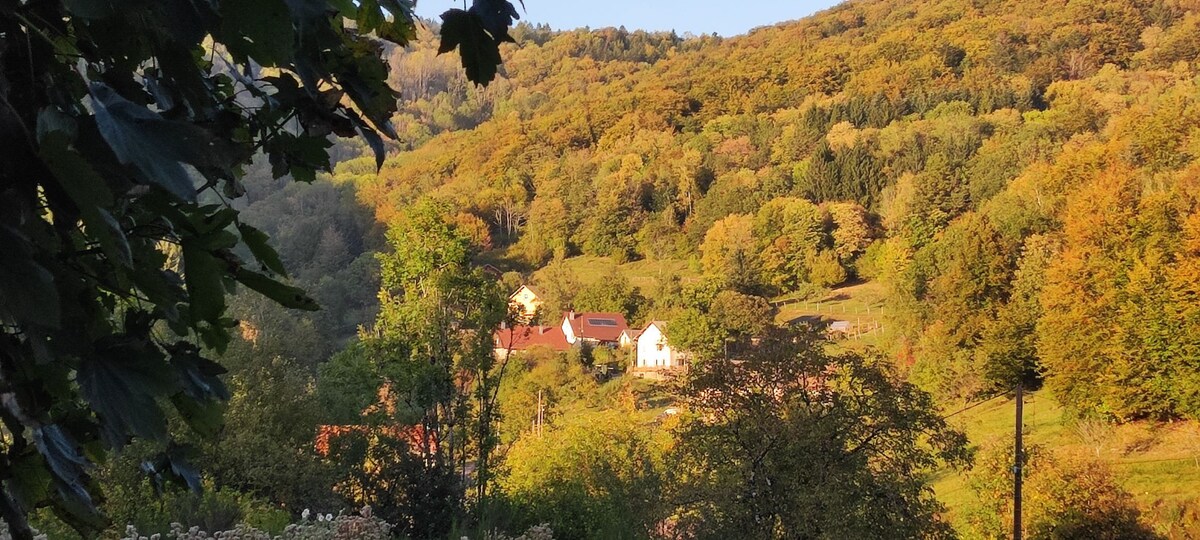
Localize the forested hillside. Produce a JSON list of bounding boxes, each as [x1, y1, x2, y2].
[[333, 0, 1200, 418]]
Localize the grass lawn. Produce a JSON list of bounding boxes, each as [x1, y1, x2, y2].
[[931, 392, 1200, 538], [773, 280, 896, 349]]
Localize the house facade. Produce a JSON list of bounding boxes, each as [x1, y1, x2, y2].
[[633, 321, 688, 370], [508, 285, 543, 322]]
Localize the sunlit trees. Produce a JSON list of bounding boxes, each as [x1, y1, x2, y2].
[[326, 200, 508, 536], [1039, 162, 1200, 420], [700, 214, 759, 292], [500, 411, 668, 540]]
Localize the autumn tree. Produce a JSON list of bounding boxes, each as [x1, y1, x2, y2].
[[700, 214, 759, 292]]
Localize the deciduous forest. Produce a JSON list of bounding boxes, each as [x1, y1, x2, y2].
[[2, 0, 1200, 538]]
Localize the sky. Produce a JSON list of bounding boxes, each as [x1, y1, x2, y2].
[[413, 0, 843, 37]]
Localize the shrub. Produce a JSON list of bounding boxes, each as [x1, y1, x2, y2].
[[119, 508, 392, 540], [966, 441, 1160, 539]]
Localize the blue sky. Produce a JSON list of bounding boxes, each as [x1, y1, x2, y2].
[[414, 0, 843, 37]]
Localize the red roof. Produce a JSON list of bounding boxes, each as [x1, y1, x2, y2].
[[493, 324, 571, 351], [563, 311, 629, 343], [315, 424, 436, 456]]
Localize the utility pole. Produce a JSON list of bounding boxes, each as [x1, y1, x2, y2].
[[536, 389, 545, 436], [1013, 382, 1024, 540]]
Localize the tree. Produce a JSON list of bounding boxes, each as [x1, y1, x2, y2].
[[672, 327, 968, 539], [753, 197, 824, 291], [664, 280, 771, 361], [0, 2, 519, 536], [365, 200, 509, 535], [531, 256, 581, 322], [808, 249, 848, 287], [499, 410, 668, 540], [699, 214, 759, 292], [572, 267, 646, 323]]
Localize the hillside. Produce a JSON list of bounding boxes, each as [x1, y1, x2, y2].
[[339, 0, 1200, 410], [317, 0, 1200, 536]]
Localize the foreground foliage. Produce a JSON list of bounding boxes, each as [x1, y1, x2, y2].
[[0, 0, 519, 537]]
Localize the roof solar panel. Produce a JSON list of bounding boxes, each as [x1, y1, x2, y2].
[[588, 318, 618, 326]]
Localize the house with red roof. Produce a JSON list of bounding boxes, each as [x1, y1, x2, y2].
[[560, 311, 629, 347], [492, 323, 571, 358]]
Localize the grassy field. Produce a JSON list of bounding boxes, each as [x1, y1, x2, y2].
[[773, 280, 897, 349], [931, 392, 1200, 538]]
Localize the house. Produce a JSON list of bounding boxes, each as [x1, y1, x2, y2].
[[508, 285, 543, 322], [633, 321, 689, 371], [618, 329, 638, 348], [560, 311, 629, 347], [492, 324, 571, 358]]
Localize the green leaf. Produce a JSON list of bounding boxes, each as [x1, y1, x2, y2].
[[91, 83, 242, 201], [36, 107, 78, 143], [168, 342, 230, 401], [201, 229, 239, 251], [351, 115, 387, 171], [233, 269, 319, 311], [171, 394, 227, 438], [197, 321, 233, 354], [33, 426, 91, 496], [0, 225, 60, 328], [77, 347, 173, 448], [33, 425, 107, 533], [358, 0, 417, 44], [182, 241, 226, 323], [469, 0, 520, 42], [8, 450, 52, 510], [438, 9, 505, 86], [238, 223, 287, 276], [39, 131, 133, 267], [216, 0, 296, 66]]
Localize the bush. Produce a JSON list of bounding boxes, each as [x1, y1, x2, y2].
[[120, 508, 392, 540]]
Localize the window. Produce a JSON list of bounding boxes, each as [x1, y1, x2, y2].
[[656, 343, 664, 351]]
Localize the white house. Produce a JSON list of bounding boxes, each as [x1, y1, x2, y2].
[[633, 321, 688, 370], [618, 329, 637, 348], [508, 285, 543, 322], [560, 311, 629, 346]]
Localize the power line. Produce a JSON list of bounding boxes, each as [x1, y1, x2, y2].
[[941, 387, 1014, 420]]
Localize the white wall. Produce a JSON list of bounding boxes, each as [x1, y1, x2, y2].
[[635, 324, 674, 369], [561, 317, 576, 344]]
